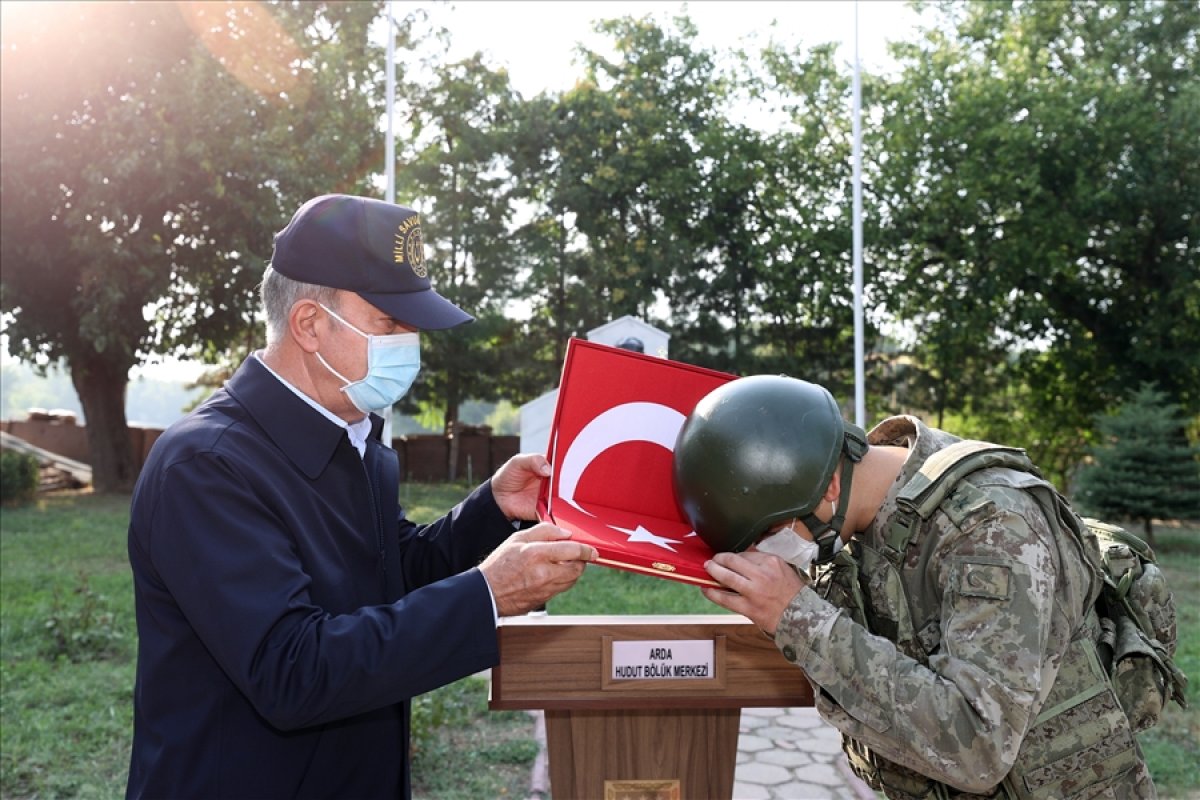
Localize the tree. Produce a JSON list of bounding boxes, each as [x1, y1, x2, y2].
[[507, 93, 605, 378], [1, 1, 389, 491], [394, 53, 532, 479], [873, 1, 1200, 459], [392, 41, 594, 469], [507, 11, 886, 395], [1075, 384, 1200, 545], [502, 13, 732, 392], [670, 39, 871, 389], [570, 16, 718, 319]]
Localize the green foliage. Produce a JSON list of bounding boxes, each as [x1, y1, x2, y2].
[[395, 50, 536, 433], [0, 1, 389, 490], [4, 1, 1196, 492], [670, 38, 867, 387], [41, 572, 126, 663], [1, 493, 137, 798], [483, 400, 520, 436], [873, 0, 1200, 443], [1076, 384, 1200, 543], [410, 674, 480, 755], [507, 14, 733, 380], [410, 677, 536, 799], [935, 355, 1095, 490], [0, 449, 39, 506], [412, 399, 448, 434]]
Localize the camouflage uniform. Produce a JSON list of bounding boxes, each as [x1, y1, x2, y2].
[[774, 416, 1155, 799]]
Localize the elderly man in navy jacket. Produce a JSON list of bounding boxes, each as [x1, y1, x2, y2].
[[126, 195, 596, 800]]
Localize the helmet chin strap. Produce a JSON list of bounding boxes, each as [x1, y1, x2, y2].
[[800, 423, 869, 564]]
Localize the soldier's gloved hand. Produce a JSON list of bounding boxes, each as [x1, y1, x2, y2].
[[701, 550, 807, 636]]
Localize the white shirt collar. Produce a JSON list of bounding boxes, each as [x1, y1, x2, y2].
[[254, 352, 372, 458]]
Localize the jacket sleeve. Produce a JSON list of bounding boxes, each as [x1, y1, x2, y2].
[[136, 451, 501, 732], [395, 479, 516, 592], [775, 499, 1064, 794]]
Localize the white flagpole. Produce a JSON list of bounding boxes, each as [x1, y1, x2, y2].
[[852, 0, 866, 428], [383, 0, 396, 445], [385, 0, 396, 205]]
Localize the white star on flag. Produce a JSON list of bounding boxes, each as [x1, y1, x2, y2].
[[610, 524, 681, 552]]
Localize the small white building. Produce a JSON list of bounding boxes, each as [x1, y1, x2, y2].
[[582, 316, 670, 359], [518, 316, 670, 455]]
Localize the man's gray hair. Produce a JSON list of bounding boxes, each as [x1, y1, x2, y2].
[[260, 266, 340, 345]]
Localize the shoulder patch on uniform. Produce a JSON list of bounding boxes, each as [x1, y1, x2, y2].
[[941, 482, 994, 527], [955, 561, 1012, 600]]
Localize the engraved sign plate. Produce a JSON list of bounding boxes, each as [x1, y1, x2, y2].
[[607, 638, 716, 682], [604, 778, 681, 800]]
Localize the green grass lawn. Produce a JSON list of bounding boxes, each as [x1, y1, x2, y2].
[[2, 490, 1197, 798]]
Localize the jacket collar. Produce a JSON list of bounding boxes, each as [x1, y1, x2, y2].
[[225, 356, 382, 479], [867, 415, 963, 485], [862, 415, 963, 549]]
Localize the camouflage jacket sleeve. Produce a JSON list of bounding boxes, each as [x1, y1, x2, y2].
[[775, 494, 1063, 794]]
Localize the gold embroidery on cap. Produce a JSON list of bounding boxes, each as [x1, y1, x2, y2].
[[394, 215, 427, 278], [652, 562, 676, 573]]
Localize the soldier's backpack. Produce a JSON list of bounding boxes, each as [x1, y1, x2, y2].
[[1085, 517, 1189, 730], [895, 440, 1188, 732]]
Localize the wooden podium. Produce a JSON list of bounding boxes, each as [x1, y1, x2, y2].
[[490, 614, 813, 800]]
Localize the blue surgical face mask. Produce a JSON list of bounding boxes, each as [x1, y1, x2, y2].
[[315, 303, 420, 414]]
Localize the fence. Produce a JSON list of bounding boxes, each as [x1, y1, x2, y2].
[[0, 415, 520, 484]]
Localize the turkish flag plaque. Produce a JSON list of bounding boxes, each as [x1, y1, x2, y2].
[[538, 338, 737, 587]]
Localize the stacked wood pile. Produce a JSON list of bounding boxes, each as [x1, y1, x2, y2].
[[0, 430, 92, 492]]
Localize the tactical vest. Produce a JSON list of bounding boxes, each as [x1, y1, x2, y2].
[[815, 441, 1177, 800]]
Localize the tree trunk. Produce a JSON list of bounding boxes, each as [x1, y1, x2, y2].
[[555, 212, 567, 367], [1142, 516, 1155, 548], [446, 416, 461, 483], [445, 378, 462, 482], [71, 356, 138, 493]]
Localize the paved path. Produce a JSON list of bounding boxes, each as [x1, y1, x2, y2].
[[524, 705, 877, 800], [734, 706, 876, 800]]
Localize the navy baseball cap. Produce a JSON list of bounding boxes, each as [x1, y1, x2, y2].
[[270, 194, 473, 330]]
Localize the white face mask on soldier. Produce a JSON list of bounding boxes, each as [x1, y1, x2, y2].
[[756, 524, 820, 572]]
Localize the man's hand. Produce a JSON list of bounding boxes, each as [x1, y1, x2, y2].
[[700, 551, 807, 636], [490, 453, 551, 521], [479, 523, 597, 617]]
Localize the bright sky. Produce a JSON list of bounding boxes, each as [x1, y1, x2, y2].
[[417, 0, 922, 93]]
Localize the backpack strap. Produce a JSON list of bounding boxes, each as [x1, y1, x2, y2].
[[889, 440, 1189, 708], [886, 440, 1040, 557]]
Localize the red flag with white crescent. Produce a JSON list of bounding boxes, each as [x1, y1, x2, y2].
[[538, 338, 736, 586]]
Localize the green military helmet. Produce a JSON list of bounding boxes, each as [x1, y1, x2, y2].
[[672, 375, 862, 554]]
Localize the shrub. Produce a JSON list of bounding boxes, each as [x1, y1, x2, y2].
[[0, 449, 39, 506], [41, 572, 125, 663], [409, 675, 481, 756], [1076, 383, 1200, 545]]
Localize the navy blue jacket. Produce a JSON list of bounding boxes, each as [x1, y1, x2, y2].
[[126, 356, 512, 799]]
